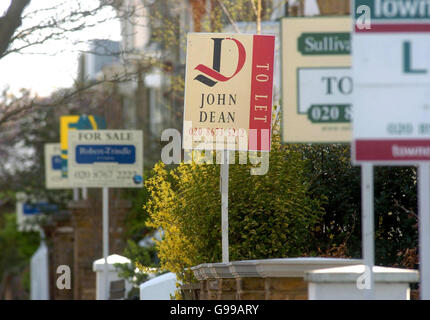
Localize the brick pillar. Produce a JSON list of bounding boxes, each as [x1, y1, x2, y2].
[[51, 227, 74, 299], [43, 212, 74, 300], [69, 191, 131, 300], [217, 278, 236, 300], [199, 280, 208, 300], [206, 278, 219, 300], [110, 199, 131, 254]]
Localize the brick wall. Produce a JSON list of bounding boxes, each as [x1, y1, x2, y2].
[[43, 212, 74, 300], [191, 259, 362, 301], [199, 277, 307, 300], [68, 190, 131, 300]]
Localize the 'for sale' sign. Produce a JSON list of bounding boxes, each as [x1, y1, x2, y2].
[[183, 33, 275, 152], [68, 130, 143, 188]]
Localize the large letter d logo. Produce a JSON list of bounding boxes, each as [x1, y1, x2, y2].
[[194, 37, 246, 87]]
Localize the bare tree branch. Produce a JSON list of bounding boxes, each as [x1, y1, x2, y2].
[[216, 0, 241, 33], [0, 0, 31, 58]]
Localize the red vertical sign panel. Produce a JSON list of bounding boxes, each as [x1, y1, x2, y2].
[[248, 35, 275, 152]]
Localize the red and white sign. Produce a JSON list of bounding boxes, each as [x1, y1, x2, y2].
[[352, 0, 430, 163], [183, 33, 275, 151]]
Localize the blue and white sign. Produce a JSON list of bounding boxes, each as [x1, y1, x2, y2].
[[45, 143, 71, 189], [76, 145, 136, 164], [16, 193, 56, 232], [23, 202, 58, 215], [68, 130, 143, 188], [52, 155, 62, 170]]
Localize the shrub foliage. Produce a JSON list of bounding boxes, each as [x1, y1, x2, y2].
[[145, 133, 324, 281]]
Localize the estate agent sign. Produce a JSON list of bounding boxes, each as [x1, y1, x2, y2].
[[353, 0, 430, 163], [60, 115, 106, 178], [44, 143, 70, 189], [281, 16, 352, 143], [68, 130, 143, 188], [183, 33, 275, 151]]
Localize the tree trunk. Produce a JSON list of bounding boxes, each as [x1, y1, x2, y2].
[[0, 0, 31, 58]]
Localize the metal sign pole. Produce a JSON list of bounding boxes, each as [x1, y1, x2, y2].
[[73, 188, 79, 201], [102, 187, 109, 300], [362, 163, 374, 299], [418, 164, 430, 300], [82, 187, 88, 200], [221, 150, 229, 263]]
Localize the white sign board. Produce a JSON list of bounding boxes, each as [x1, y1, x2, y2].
[[183, 33, 275, 151], [15, 193, 58, 232], [281, 16, 352, 143], [44, 143, 70, 189], [68, 130, 143, 188], [353, 0, 430, 163], [298, 67, 352, 115]]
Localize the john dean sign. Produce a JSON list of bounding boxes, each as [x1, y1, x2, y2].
[[183, 33, 275, 151]]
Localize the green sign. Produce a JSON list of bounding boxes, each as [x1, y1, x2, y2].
[[307, 104, 351, 123], [355, 0, 430, 20], [298, 33, 350, 55]]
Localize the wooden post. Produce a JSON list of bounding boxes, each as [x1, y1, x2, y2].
[[257, 0, 261, 35]]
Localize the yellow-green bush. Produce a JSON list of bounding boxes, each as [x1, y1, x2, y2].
[[145, 133, 324, 282]]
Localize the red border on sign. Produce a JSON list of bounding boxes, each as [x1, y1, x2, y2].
[[355, 140, 430, 162], [248, 35, 275, 152], [355, 24, 430, 33]]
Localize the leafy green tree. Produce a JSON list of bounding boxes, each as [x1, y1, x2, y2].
[[300, 144, 418, 267], [0, 213, 40, 299]]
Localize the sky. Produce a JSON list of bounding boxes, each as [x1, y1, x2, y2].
[[0, 0, 121, 97], [0, 0, 319, 97]]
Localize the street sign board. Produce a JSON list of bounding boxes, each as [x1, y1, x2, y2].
[[60, 115, 106, 177], [23, 202, 58, 215], [182, 33, 275, 151], [352, 0, 430, 163], [68, 130, 143, 188], [16, 193, 57, 232], [44, 143, 71, 189], [281, 16, 352, 143]]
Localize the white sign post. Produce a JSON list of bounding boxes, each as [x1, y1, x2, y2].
[[220, 151, 229, 263], [418, 164, 430, 299], [361, 163, 374, 299], [353, 0, 430, 299], [68, 130, 143, 300]]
